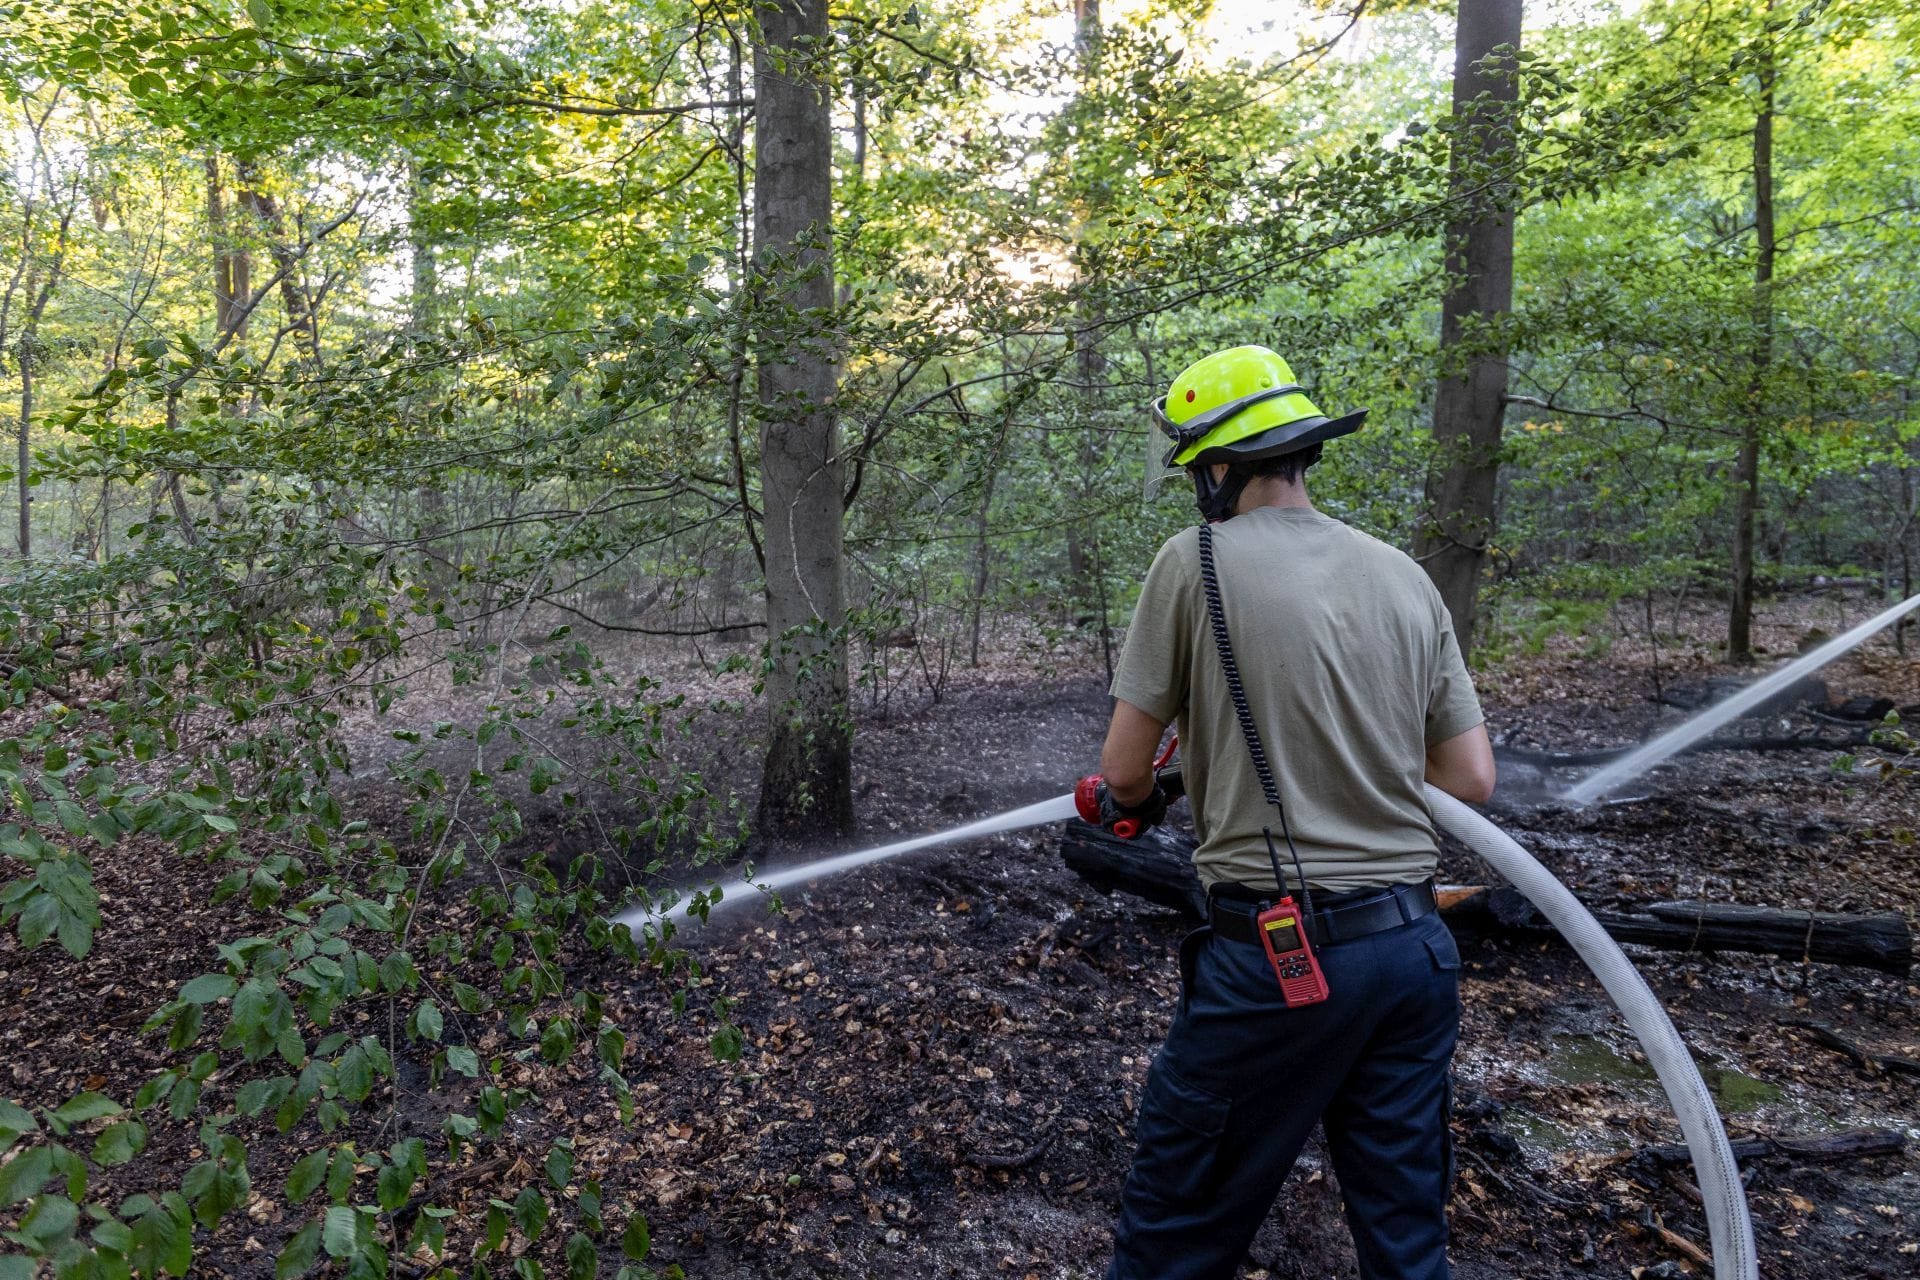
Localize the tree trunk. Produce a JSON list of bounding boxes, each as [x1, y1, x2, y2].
[[1416, 0, 1523, 658], [754, 0, 854, 839], [13, 185, 77, 561], [408, 160, 436, 332], [238, 162, 322, 365], [1063, 0, 1103, 622], [205, 155, 249, 341], [16, 325, 30, 559], [1729, 21, 1775, 662]]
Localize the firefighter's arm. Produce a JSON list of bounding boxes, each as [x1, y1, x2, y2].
[[1100, 699, 1168, 806], [1426, 722, 1496, 804]]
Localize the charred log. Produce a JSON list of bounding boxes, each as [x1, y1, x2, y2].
[[1059, 823, 1912, 973], [1058, 821, 1206, 921], [1639, 1128, 1906, 1168]]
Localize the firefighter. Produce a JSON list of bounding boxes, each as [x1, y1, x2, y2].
[[1090, 344, 1496, 1280]]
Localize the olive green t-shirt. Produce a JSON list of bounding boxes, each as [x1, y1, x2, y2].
[[1110, 507, 1484, 894]]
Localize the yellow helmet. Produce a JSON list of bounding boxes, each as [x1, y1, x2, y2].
[[1151, 345, 1366, 469]]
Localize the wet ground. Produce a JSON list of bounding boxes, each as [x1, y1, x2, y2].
[[5, 596, 1918, 1278]]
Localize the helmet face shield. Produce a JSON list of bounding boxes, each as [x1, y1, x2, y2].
[[1144, 416, 1188, 501]]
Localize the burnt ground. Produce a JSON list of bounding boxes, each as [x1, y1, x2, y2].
[[5, 592, 1920, 1279]]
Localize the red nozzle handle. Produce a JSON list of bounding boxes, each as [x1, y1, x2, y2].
[[1076, 773, 1142, 838], [1074, 774, 1103, 824], [1153, 735, 1178, 770], [1076, 736, 1177, 840]]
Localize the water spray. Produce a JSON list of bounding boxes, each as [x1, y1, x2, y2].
[[1565, 589, 1920, 805], [611, 793, 1079, 932]]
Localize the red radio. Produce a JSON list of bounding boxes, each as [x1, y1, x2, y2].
[[1255, 897, 1330, 1007]]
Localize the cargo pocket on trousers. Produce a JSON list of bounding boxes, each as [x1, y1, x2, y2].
[[1176, 926, 1212, 1016], [1422, 921, 1461, 973], [1131, 1064, 1232, 1206]]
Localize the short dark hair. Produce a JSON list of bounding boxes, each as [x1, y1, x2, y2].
[[1241, 443, 1322, 484]]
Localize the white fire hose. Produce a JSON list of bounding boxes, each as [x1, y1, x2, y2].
[[1426, 786, 1757, 1280]]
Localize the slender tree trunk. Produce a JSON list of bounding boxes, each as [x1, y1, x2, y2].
[[13, 185, 77, 560], [1416, 0, 1523, 658], [754, 0, 853, 839], [205, 155, 250, 343], [971, 341, 1011, 667], [408, 160, 436, 333], [238, 163, 321, 365], [206, 157, 233, 336], [726, 28, 763, 574], [1729, 24, 1775, 662], [16, 328, 30, 559]]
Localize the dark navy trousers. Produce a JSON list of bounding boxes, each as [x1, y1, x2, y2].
[[1107, 903, 1461, 1280]]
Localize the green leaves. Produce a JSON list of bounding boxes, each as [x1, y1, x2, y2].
[[566, 1231, 599, 1280], [0, 1099, 40, 1153], [276, 1218, 322, 1279], [413, 999, 444, 1042], [0, 850, 100, 958], [17, 1192, 80, 1250], [321, 1204, 364, 1258], [0, 1144, 54, 1204], [544, 1143, 573, 1190], [512, 1185, 550, 1241], [708, 1023, 744, 1063], [221, 978, 296, 1063], [178, 973, 237, 1004], [285, 1147, 329, 1203], [92, 1120, 148, 1166], [47, 1092, 119, 1133], [620, 1213, 651, 1261], [128, 1194, 193, 1277]]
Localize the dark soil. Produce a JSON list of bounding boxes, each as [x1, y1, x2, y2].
[[5, 593, 1918, 1279]]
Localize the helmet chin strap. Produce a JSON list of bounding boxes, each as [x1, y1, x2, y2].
[[1189, 464, 1254, 524]]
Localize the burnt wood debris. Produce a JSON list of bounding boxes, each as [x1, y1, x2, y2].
[[1058, 822, 1914, 974]]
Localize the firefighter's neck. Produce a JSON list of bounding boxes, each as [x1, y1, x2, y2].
[[1210, 465, 1314, 516]]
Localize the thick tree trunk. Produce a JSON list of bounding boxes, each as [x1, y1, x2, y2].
[[1416, 0, 1523, 658], [754, 0, 853, 839], [1729, 27, 1776, 662]]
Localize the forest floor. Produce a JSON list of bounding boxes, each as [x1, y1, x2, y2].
[[6, 588, 1920, 1279]]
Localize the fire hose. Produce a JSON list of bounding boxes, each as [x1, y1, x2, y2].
[[1423, 785, 1756, 1280]]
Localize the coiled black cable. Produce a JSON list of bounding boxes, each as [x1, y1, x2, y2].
[[1196, 521, 1316, 915]]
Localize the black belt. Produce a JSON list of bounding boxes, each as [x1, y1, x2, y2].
[[1207, 879, 1438, 949]]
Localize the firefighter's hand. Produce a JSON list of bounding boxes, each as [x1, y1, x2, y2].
[[1095, 780, 1169, 836]]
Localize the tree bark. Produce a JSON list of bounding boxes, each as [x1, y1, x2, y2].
[[1416, 0, 1523, 658], [754, 0, 854, 839], [1729, 19, 1776, 662]]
